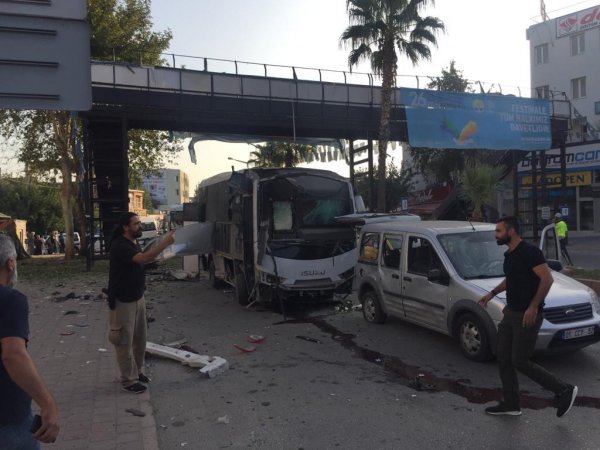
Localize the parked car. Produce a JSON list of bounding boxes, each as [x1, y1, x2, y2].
[[139, 217, 159, 246], [61, 232, 81, 253], [354, 220, 600, 361]]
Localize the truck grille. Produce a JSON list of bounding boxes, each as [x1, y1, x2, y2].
[[543, 303, 592, 324]]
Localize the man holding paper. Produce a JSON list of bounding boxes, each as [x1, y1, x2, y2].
[[107, 212, 175, 394]]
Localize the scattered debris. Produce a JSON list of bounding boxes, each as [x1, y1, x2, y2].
[[216, 415, 230, 424], [70, 323, 89, 328], [125, 408, 146, 417], [247, 334, 265, 344], [168, 270, 190, 280], [296, 335, 322, 344], [164, 338, 188, 347], [146, 342, 229, 378], [65, 292, 77, 299], [234, 344, 257, 353], [98, 348, 107, 352], [64, 310, 79, 315], [60, 330, 75, 336], [408, 374, 436, 391]]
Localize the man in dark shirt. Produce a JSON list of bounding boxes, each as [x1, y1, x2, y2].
[[108, 212, 174, 394], [479, 216, 577, 418], [0, 234, 59, 448]]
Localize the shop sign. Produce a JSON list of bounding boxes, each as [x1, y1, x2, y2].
[[521, 171, 591, 188]]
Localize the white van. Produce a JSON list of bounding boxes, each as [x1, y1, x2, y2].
[[139, 217, 158, 246], [354, 220, 600, 361]]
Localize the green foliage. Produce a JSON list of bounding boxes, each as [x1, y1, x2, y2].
[[341, 0, 444, 211], [355, 160, 413, 212], [427, 60, 473, 93], [88, 0, 172, 65], [249, 142, 317, 168], [457, 163, 503, 221], [0, 178, 63, 233]]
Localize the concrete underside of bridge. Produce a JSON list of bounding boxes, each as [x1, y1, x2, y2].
[[82, 86, 407, 259]]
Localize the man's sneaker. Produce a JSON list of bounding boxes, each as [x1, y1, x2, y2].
[[122, 382, 147, 394], [485, 403, 521, 416], [556, 385, 578, 418], [138, 373, 151, 383]]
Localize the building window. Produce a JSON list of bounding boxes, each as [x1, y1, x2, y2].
[[535, 43, 548, 64], [595, 101, 600, 115], [176, 175, 179, 182], [536, 85, 550, 99], [571, 77, 586, 99], [570, 33, 585, 56], [176, 188, 179, 196], [594, 170, 600, 184]]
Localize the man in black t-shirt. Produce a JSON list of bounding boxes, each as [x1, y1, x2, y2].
[[0, 234, 59, 448], [479, 216, 577, 418], [107, 213, 174, 394]]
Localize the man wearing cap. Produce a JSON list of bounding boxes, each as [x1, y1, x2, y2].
[[554, 213, 573, 266]]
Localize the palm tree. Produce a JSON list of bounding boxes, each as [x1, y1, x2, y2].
[[458, 163, 503, 221], [340, 0, 444, 212], [249, 142, 317, 168]]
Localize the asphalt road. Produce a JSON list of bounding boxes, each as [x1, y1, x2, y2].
[[567, 235, 600, 270], [144, 273, 600, 450]]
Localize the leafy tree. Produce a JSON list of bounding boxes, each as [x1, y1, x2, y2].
[[249, 142, 317, 168], [457, 162, 503, 221], [0, 178, 63, 233], [355, 160, 414, 212], [0, 0, 178, 258], [427, 60, 473, 93], [341, 0, 444, 212]]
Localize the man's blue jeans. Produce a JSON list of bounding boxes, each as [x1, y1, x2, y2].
[[0, 414, 40, 450]]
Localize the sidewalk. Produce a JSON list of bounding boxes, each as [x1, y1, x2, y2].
[[22, 284, 159, 450]]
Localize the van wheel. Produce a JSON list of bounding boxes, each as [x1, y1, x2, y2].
[[235, 271, 250, 306], [455, 313, 492, 362], [362, 291, 386, 324]]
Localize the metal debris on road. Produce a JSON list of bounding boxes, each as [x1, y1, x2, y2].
[[246, 334, 265, 343], [146, 341, 229, 378], [296, 335, 322, 344], [125, 408, 146, 417], [234, 344, 257, 353]]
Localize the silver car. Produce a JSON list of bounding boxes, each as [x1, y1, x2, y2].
[[354, 220, 600, 361]]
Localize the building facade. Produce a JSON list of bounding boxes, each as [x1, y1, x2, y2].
[[142, 168, 190, 209], [527, 4, 600, 141], [521, 5, 600, 233]]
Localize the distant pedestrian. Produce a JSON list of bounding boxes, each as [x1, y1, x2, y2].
[[107, 212, 175, 394], [27, 231, 35, 256], [479, 216, 577, 417], [33, 235, 43, 256], [0, 234, 60, 448], [554, 213, 573, 266]]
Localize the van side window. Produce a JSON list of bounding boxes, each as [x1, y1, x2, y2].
[[359, 232, 380, 263], [407, 236, 443, 276], [382, 236, 402, 269]]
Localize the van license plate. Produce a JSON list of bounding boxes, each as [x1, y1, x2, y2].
[[562, 326, 594, 340]]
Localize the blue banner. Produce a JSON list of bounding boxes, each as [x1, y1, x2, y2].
[[400, 88, 552, 151]]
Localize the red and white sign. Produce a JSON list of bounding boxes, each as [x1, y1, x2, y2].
[[556, 5, 600, 37]]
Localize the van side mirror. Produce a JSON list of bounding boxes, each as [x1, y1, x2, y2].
[[427, 268, 449, 285], [547, 259, 563, 272]]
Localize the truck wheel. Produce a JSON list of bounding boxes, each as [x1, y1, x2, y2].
[[362, 290, 386, 324], [235, 271, 250, 306], [208, 260, 220, 288], [455, 313, 492, 362]]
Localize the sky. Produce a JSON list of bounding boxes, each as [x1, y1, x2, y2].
[[150, 0, 600, 191]]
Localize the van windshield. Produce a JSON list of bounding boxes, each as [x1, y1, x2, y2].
[[141, 222, 156, 231], [437, 231, 507, 279]]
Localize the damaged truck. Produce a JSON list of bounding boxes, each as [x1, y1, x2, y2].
[[196, 168, 365, 306]]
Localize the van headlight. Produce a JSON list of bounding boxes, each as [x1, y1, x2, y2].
[[589, 289, 600, 314]]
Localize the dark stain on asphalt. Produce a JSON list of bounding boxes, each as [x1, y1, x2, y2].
[[276, 316, 600, 411]]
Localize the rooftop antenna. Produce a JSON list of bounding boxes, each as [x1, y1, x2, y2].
[[541, 0, 549, 21]]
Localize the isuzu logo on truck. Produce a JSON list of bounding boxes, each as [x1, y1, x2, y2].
[[301, 270, 326, 277]]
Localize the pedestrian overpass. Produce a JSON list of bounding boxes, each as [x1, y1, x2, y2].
[[83, 61, 409, 248]]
